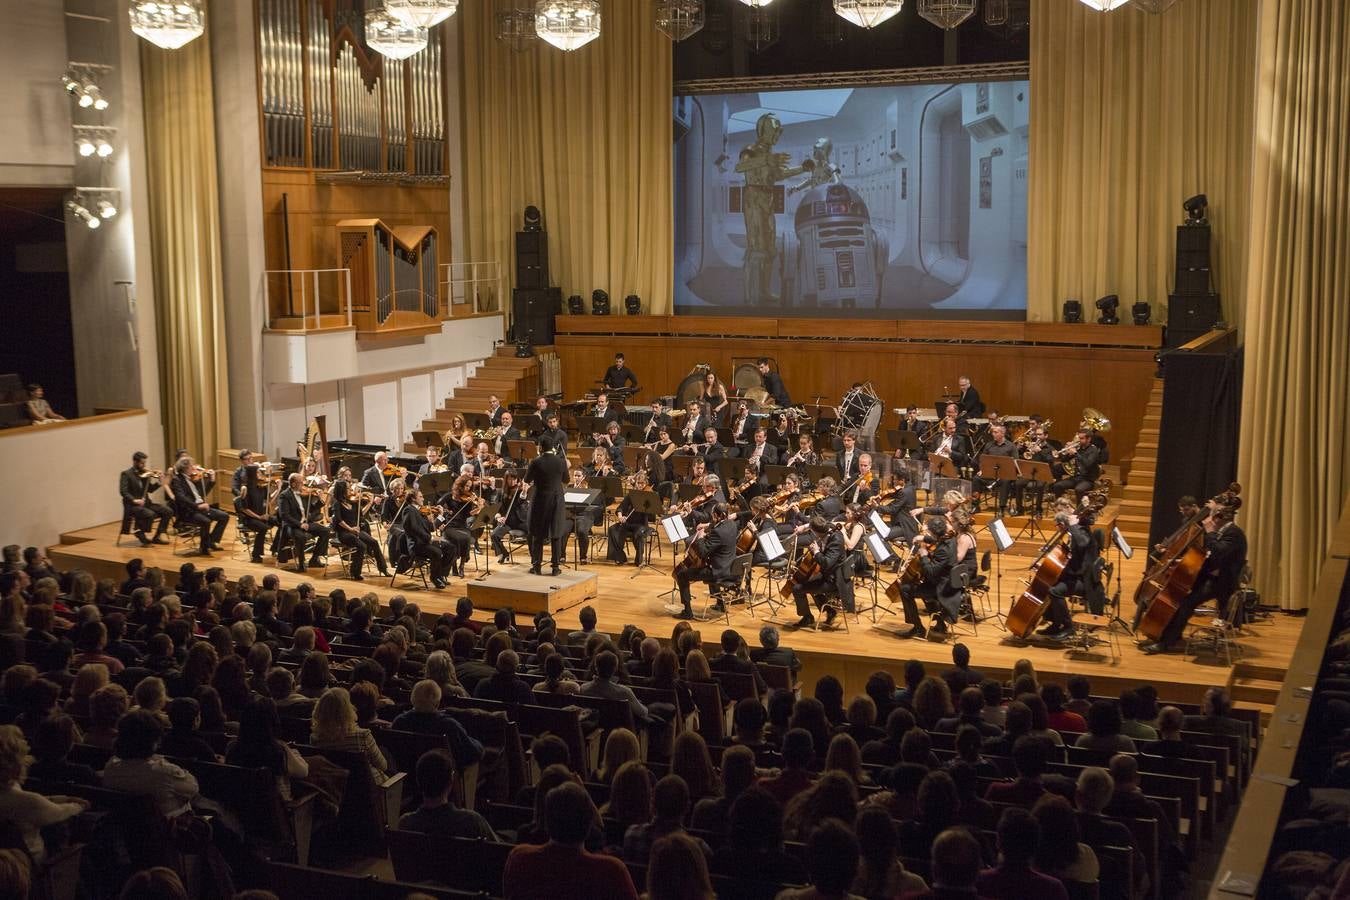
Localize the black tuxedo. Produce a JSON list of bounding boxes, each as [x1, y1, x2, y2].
[[761, 370, 791, 407], [1051, 441, 1103, 495], [170, 471, 228, 552], [361, 464, 393, 496], [899, 537, 958, 632], [1156, 522, 1248, 648], [591, 404, 621, 425], [728, 415, 755, 445], [676, 517, 740, 615], [120, 467, 171, 539], [487, 406, 506, 426], [540, 427, 569, 453], [494, 427, 523, 461], [742, 441, 778, 468], [678, 416, 711, 448], [641, 412, 671, 443], [403, 506, 452, 582], [703, 442, 730, 465], [836, 448, 862, 480], [976, 439, 1018, 510], [875, 485, 919, 543], [277, 487, 329, 568], [928, 432, 971, 471], [958, 385, 985, 419], [792, 529, 853, 619]]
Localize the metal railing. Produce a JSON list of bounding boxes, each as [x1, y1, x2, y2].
[[263, 267, 354, 332], [440, 260, 502, 316]]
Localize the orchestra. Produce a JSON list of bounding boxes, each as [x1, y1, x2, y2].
[[110, 360, 1247, 672]]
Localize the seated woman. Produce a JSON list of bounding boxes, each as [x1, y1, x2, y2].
[[24, 384, 65, 424], [309, 686, 389, 780], [0, 725, 88, 863]]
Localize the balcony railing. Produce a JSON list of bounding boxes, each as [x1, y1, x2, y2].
[[263, 268, 354, 332], [442, 260, 502, 316]]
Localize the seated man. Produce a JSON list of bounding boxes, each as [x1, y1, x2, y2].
[[709, 628, 767, 695], [392, 680, 485, 770], [674, 502, 738, 620], [789, 517, 852, 630], [170, 457, 229, 555], [897, 517, 959, 640], [749, 624, 801, 682], [398, 748, 497, 839], [502, 782, 638, 900]]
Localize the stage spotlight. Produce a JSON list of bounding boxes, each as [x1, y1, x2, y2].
[[1062, 299, 1083, 323], [523, 205, 542, 232], [87, 86, 108, 111], [1095, 294, 1120, 325], [515, 339, 535, 358], [623, 294, 641, 315], [62, 74, 81, 95], [591, 289, 611, 315], [66, 200, 101, 230], [566, 294, 584, 315], [1131, 300, 1151, 326], [1183, 193, 1208, 225], [76, 137, 97, 157]]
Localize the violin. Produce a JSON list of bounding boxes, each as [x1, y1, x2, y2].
[[384, 462, 409, 478]]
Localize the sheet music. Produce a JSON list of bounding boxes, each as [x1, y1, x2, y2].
[[868, 510, 889, 535], [989, 517, 1015, 552], [661, 514, 690, 543], [865, 531, 892, 562], [757, 529, 785, 561], [563, 491, 591, 504], [1112, 527, 1134, 559]]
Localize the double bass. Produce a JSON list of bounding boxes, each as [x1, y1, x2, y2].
[[779, 546, 821, 599], [1135, 483, 1241, 641], [883, 543, 924, 604], [1005, 488, 1109, 638]]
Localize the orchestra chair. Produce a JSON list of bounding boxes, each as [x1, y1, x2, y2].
[[232, 518, 259, 562], [1184, 583, 1249, 666], [116, 510, 138, 546], [707, 553, 753, 621], [170, 520, 203, 557], [1064, 610, 1121, 662], [818, 590, 852, 633], [498, 527, 529, 565], [389, 549, 431, 591]]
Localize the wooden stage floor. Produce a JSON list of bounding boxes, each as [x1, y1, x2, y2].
[[49, 520, 1300, 705]]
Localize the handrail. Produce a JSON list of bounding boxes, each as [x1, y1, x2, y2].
[[263, 267, 354, 332], [1209, 491, 1350, 897], [1176, 327, 1236, 354], [441, 260, 502, 316]]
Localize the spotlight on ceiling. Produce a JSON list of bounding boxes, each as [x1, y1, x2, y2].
[[624, 294, 641, 315], [96, 199, 118, 219], [74, 126, 116, 159], [1183, 193, 1208, 225], [1095, 294, 1120, 325], [66, 200, 101, 230], [1131, 301, 1151, 326], [566, 294, 585, 315], [1062, 299, 1083, 323], [523, 205, 542, 232], [591, 289, 611, 316]]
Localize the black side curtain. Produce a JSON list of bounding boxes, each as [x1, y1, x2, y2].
[[1148, 347, 1244, 549]]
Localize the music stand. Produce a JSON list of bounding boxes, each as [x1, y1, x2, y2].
[[620, 424, 646, 444], [508, 440, 539, 463], [763, 464, 793, 487], [411, 430, 444, 450], [669, 455, 696, 479], [891, 431, 921, 458], [987, 517, 1015, 630], [417, 473, 453, 502], [577, 416, 606, 444], [462, 412, 491, 430], [676, 483, 702, 503], [805, 463, 836, 486], [658, 512, 691, 602], [563, 487, 602, 571], [1014, 460, 1054, 543], [587, 475, 624, 506], [717, 457, 749, 484], [856, 531, 899, 623], [626, 490, 664, 578], [978, 454, 1021, 516], [926, 454, 957, 505], [1106, 527, 1134, 633], [622, 445, 654, 473], [471, 502, 500, 579]]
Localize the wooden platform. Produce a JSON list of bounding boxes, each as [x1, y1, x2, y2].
[[48, 520, 1301, 705], [466, 568, 597, 616]]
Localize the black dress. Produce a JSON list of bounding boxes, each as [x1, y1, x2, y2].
[[525, 453, 569, 569]]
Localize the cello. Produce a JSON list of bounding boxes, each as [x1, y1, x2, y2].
[[1135, 483, 1241, 641], [779, 546, 821, 599], [1006, 489, 1109, 638]]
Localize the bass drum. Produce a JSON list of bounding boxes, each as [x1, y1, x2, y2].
[[675, 371, 708, 409], [732, 363, 764, 396]]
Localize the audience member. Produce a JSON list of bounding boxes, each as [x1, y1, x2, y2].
[[399, 748, 496, 839], [622, 773, 711, 863], [645, 833, 715, 900], [1144, 706, 1189, 757], [777, 818, 862, 900], [1074, 701, 1138, 753], [975, 807, 1068, 900], [1117, 689, 1159, 741], [502, 781, 637, 900]]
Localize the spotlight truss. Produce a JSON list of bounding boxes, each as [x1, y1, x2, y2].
[[63, 63, 114, 112], [73, 125, 118, 159], [67, 188, 120, 230]]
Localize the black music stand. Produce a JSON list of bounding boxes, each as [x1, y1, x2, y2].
[[508, 440, 539, 463], [675, 483, 702, 503], [763, 464, 793, 486], [669, 455, 696, 479], [621, 424, 646, 444], [805, 463, 836, 486], [418, 473, 453, 502], [578, 416, 606, 445], [978, 454, 1021, 517], [563, 486, 603, 570], [626, 490, 664, 578], [890, 430, 921, 458], [471, 502, 500, 579], [411, 430, 444, 451], [587, 475, 624, 506], [716, 457, 750, 485], [1014, 460, 1054, 543], [462, 412, 491, 430]]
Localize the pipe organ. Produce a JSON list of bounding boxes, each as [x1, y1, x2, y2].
[[257, 0, 447, 175], [338, 219, 441, 336]]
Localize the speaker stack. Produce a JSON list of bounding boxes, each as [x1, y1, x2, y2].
[[512, 224, 559, 346], [1166, 223, 1221, 347]]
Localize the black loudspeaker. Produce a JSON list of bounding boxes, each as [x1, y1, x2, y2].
[[1166, 291, 1221, 347], [513, 287, 560, 345], [1175, 268, 1211, 295], [515, 232, 549, 289]]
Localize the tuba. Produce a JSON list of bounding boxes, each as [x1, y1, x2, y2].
[[1080, 408, 1111, 433]]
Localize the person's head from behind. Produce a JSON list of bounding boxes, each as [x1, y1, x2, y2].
[[646, 832, 714, 900], [1157, 705, 1184, 738], [653, 773, 691, 824], [415, 748, 456, 804], [530, 735, 571, 772], [0, 726, 30, 787], [166, 697, 200, 733], [411, 679, 442, 713], [759, 624, 780, 650], [931, 827, 983, 890], [1012, 734, 1050, 778], [116, 866, 186, 900], [804, 818, 860, 895], [954, 724, 982, 762], [1086, 699, 1123, 737], [781, 727, 814, 770], [997, 806, 1041, 868], [31, 714, 79, 763], [1004, 700, 1032, 737], [854, 805, 898, 870], [1067, 674, 1091, 701], [1108, 753, 1140, 792], [1076, 766, 1114, 814], [578, 605, 597, 632], [544, 780, 595, 846], [734, 696, 767, 739], [727, 787, 785, 853], [1032, 795, 1083, 872], [952, 642, 971, 669], [1204, 686, 1232, 717], [113, 709, 164, 760], [899, 728, 932, 766]]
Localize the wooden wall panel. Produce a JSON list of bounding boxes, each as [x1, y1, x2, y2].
[[554, 333, 1157, 468]]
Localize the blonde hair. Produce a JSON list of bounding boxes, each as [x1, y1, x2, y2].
[[133, 676, 167, 713], [70, 664, 110, 705], [0, 592, 23, 634], [312, 687, 357, 742], [685, 649, 712, 682], [0, 724, 32, 786], [598, 728, 641, 783], [69, 570, 96, 606]]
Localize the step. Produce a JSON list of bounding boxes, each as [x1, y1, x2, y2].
[[1233, 701, 1274, 731], [1123, 484, 1153, 500], [1234, 661, 1288, 683], [1135, 440, 1158, 451], [481, 357, 539, 372], [1138, 427, 1159, 438], [1116, 514, 1152, 527], [1230, 676, 1282, 706]]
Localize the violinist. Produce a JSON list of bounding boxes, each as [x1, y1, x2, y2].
[[231, 449, 255, 497], [773, 473, 811, 530], [811, 476, 844, 519], [790, 516, 850, 630], [585, 446, 620, 479], [436, 474, 479, 577], [974, 423, 1018, 515], [381, 479, 412, 567], [234, 464, 276, 563], [741, 495, 796, 565], [418, 445, 450, 478], [362, 451, 396, 497], [681, 474, 725, 530], [1140, 500, 1247, 655], [606, 470, 652, 567], [331, 480, 389, 580], [278, 473, 330, 573], [682, 456, 709, 492], [1036, 505, 1102, 641], [743, 427, 779, 469], [675, 501, 739, 620], [643, 400, 671, 443], [840, 502, 869, 577], [843, 454, 877, 505], [940, 508, 979, 636], [493, 412, 523, 463], [836, 431, 861, 480], [1050, 429, 1104, 498], [490, 471, 530, 563], [120, 451, 172, 546], [897, 517, 957, 640], [784, 433, 820, 470], [871, 472, 919, 549], [702, 427, 730, 465], [728, 402, 754, 446], [596, 420, 626, 467], [170, 457, 229, 555], [564, 467, 604, 564], [403, 488, 454, 588]]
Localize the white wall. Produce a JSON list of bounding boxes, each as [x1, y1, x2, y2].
[[0, 410, 152, 549], [0, 0, 73, 186]]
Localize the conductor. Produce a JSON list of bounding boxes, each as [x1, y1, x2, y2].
[[525, 434, 569, 576]]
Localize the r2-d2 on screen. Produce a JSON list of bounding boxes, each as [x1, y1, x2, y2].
[[791, 183, 888, 309]]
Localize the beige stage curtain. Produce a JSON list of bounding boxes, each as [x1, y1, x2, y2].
[[459, 0, 673, 315], [140, 36, 230, 467], [1237, 0, 1350, 610], [1027, 0, 1257, 325]]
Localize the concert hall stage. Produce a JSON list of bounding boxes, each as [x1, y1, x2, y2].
[[49, 520, 1298, 707]]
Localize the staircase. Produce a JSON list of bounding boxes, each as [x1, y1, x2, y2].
[[1230, 661, 1282, 729], [1115, 377, 1163, 546], [401, 345, 542, 454]]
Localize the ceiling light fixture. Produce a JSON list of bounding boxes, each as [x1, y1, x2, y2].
[[535, 0, 601, 51], [734, 0, 775, 7], [66, 199, 102, 230], [383, 0, 459, 28], [73, 125, 117, 159], [495, 5, 539, 49], [835, 0, 905, 29], [1078, 0, 1131, 10], [365, 9, 429, 58], [129, 0, 206, 50], [917, 0, 975, 29], [655, 0, 705, 41]]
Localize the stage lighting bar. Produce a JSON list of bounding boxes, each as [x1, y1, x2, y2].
[[74, 125, 117, 159], [62, 63, 114, 112], [69, 188, 121, 229]]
